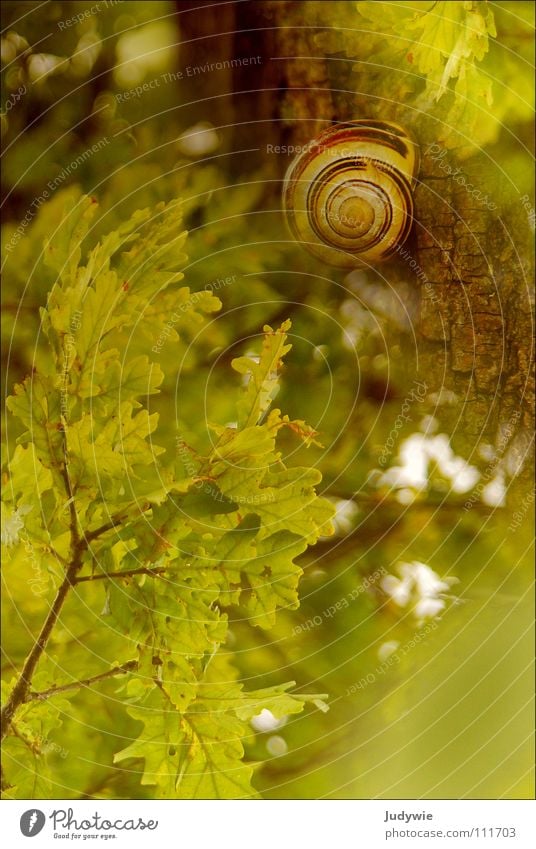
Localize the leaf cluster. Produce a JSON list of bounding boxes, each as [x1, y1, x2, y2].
[[2, 195, 333, 798]]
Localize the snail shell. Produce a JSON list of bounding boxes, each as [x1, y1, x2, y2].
[[283, 120, 419, 268]]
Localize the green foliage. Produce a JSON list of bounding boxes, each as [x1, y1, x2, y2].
[[2, 195, 334, 799], [358, 1, 496, 98], [315, 0, 534, 154], [355, 0, 498, 144]]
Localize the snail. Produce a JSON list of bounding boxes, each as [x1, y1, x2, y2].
[[283, 120, 419, 268]]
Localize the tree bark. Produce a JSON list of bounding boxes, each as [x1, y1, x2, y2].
[[413, 146, 534, 463]]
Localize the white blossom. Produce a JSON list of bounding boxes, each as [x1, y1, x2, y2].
[[1, 505, 32, 547], [481, 473, 507, 507], [381, 560, 457, 622], [377, 640, 400, 662], [378, 433, 479, 494], [251, 709, 287, 733], [330, 498, 359, 535]]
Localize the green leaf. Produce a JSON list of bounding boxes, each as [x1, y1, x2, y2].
[[235, 681, 329, 720], [232, 319, 292, 428], [114, 685, 257, 799], [252, 466, 335, 544], [74, 271, 127, 365], [174, 709, 257, 799], [353, 1, 499, 149], [240, 531, 308, 628], [6, 444, 54, 505], [179, 484, 239, 518], [79, 355, 164, 412], [117, 200, 188, 301], [43, 194, 97, 282], [7, 374, 64, 480], [113, 692, 185, 798]]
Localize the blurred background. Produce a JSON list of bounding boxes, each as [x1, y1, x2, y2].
[[1, 0, 534, 799]]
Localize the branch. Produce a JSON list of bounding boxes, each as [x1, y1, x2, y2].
[[0, 555, 81, 741], [26, 661, 139, 702], [1, 503, 165, 737], [84, 513, 130, 543], [74, 566, 169, 584], [1, 458, 85, 741]]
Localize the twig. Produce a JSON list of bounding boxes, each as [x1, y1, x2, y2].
[[11, 723, 41, 755], [45, 545, 69, 569], [26, 661, 139, 702], [59, 464, 81, 551], [84, 514, 130, 543], [75, 566, 169, 584]]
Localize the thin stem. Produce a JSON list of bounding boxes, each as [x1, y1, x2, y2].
[[74, 566, 169, 584], [45, 545, 69, 569], [60, 466, 81, 551], [84, 514, 129, 543], [27, 661, 138, 702], [11, 722, 41, 755], [154, 678, 175, 706]]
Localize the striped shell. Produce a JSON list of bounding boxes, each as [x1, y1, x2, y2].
[[283, 120, 419, 268]]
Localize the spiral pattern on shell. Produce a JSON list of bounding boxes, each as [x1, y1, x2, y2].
[[283, 120, 420, 268]]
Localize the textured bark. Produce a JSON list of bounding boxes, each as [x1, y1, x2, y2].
[[177, 0, 534, 467], [413, 147, 534, 462], [177, 0, 335, 161], [175, 0, 238, 136]]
